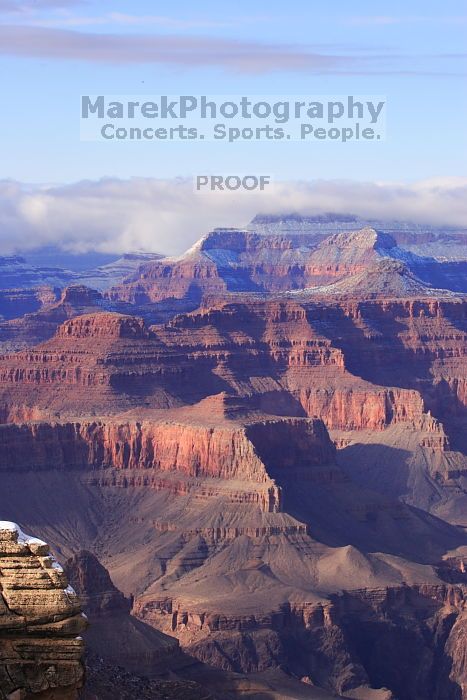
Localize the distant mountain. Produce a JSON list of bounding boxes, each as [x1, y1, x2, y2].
[[0, 255, 74, 290], [0, 250, 164, 347], [0, 286, 60, 322], [107, 225, 467, 310], [250, 213, 467, 262], [75, 252, 164, 291], [20, 248, 120, 272], [0, 285, 108, 351], [0, 250, 163, 294]]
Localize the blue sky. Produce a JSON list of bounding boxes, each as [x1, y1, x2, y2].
[[1, 0, 466, 183], [0, 0, 466, 254]]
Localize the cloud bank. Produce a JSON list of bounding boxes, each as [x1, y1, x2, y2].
[[0, 25, 381, 73], [0, 18, 463, 75], [0, 177, 466, 257]]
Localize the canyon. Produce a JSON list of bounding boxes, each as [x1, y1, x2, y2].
[[0, 221, 466, 698]]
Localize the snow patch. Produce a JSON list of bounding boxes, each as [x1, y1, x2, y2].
[[0, 520, 47, 547], [0, 521, 75, 595]]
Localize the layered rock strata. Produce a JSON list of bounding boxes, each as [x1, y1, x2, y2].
[[0, 410, 338, 517], [107, 227, 467, 304], [0, 522, 85, 699], [0, 298, 464, 431]]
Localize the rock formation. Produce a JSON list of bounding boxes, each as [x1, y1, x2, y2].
[[65, 551, 334, 700], [0, 288, 59, 324], [0, 295, 465, 429], [0, 521, 85, 699], [0, 287, 106, 354], [0, 392, 465, 697], [64, 551, 129, 617], [0, 289, 465, 513], [63, 551, 183, 677], [107, 226, 467, 306]]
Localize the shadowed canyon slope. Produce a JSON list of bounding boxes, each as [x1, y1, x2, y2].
[[1, 223, 466, 699]]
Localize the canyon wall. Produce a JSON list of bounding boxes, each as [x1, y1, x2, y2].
[[135, 583, 467, 700], [0, 296, 464, 433], [0, 415, 338, 515]]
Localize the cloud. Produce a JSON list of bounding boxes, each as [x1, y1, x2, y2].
[[0, 24, 379, 73], [0, 24, 463, 74], [0, 177, 466, 256]]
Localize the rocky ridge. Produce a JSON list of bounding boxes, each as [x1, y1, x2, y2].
[[0, 252, 162, 294], [107, 227, 467, 307], [249, 213, 467, 262]]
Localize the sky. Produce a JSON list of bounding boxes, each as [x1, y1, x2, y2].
[[0, 0, 466, 254]]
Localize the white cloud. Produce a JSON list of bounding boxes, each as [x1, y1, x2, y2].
[[0, 177, 466, 257], [0, 23, 463, 75]]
